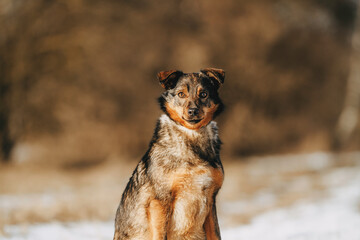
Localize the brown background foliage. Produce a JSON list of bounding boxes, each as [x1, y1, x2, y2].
[[0, 0, 359, 163]]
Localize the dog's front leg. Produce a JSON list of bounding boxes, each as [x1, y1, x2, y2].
[[204, 202, 221, 240], [147, 199, 168, 240]]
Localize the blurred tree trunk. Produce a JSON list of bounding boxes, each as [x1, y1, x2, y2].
[[334, 1, 360, 148], [0, 1, 18, 162], [0, 80, 14, 162]]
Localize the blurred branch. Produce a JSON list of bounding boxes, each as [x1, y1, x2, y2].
[[334, 0, 360, 148]]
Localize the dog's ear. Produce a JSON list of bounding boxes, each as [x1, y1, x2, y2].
[[200, 68, 225, 89], [157, 70, 184, 90]]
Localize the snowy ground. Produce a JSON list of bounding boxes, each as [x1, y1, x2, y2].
[[1, 152, 360, 240], [221, 168, 360, 240]]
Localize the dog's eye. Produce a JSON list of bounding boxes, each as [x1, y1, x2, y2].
[[178, 92, 186, 98], [199, 92, 208, 98]]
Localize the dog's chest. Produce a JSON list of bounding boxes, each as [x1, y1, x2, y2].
[[169, 164, 223, 194], [166, 164, 223, 236]]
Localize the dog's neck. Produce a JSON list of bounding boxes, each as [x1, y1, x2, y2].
[[159, 114, 216, 140], [153, 114, 220, 162]]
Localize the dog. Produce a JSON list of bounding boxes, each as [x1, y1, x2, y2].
[[114, 68, 225, 240]]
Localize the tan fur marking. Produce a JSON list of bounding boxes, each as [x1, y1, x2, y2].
[[196, 87, 204, 96], [170, 168, 207, 194], [166, 102, 219, 130], [202, 168, 223, 240], [196, 104, 219, 129], [204, 210, 217, 240], [147, 199, 167, 240], [165, 103, 190, 128], [210, 167, 224, 189]]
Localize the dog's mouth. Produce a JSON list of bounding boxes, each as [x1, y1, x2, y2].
[[183, 118, 203, 124]]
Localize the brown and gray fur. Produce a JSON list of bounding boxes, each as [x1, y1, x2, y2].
[[114, 68, 225, 240]]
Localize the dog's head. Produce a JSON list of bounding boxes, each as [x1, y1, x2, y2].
[[158, 68, 225, 130]]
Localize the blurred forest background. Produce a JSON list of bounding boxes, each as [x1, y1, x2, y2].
[[1, 0, 360, 164]]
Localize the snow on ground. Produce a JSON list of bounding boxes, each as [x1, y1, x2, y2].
[[2, 221, 113, 240], [1, 152, 360, 240], [2, 169, 360, 240], [221, 168, 360, 240]]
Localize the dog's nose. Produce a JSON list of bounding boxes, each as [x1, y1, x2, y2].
[[188, 108, 199, 117]]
